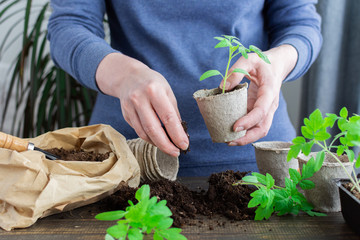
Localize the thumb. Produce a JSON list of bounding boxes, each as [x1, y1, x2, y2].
[[219, 68, 247, 91]]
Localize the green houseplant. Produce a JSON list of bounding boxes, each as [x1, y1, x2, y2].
[[0, 0, 96, 137], [193, 35, 270, 143]]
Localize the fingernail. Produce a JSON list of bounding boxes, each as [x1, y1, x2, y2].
[[228, 142, 237, 146], [225, 81, 231, 89], [172, 150, 180, 157], [180, 141, 189, 151], [235, 126, 244, 132]]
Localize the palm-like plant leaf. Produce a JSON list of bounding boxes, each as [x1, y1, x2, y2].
[[0, 0, 96, 137]]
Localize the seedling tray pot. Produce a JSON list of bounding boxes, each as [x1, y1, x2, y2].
[[334, 178, 360, 235], [253, 141, 298, 187], [193, 83, 248, 143]]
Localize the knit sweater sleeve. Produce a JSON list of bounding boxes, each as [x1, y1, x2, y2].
[[47, 0, 117, 91], [264, 0, 323, 82]]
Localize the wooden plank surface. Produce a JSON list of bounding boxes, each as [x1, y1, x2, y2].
[[0, 177, 358, 240]]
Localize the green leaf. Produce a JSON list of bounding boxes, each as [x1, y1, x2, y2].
[[105, 233, 116, 240], [265, 173, 275, 189], [128, 227, 143, 240], [248, 45, 271, 64], [301, 157, 316, 179], [214, 39, 231, 48], [157, 218, 173, 230], [237, 46, 249, 59], [157, 228, 187, 240], [356, 157, 360, 168], [345, 149, 355, 162], [314, 130, 331, 141], [299, 180, 315, 190], [107, 224, 128, 239], [324, 114, 337, 128], [135, 185, 150, 201], [214, 36, 225, 41], [340, 107, 348, 119], [309, 109, 324, 131], [154, 232, 165, 240], [289, 168, 301, 184], [232, 68, 250, 77], [337, 145, 345, 156], [254, 206, 274, 220], [314, 151, 325, 172], [199, 70, 222, 81], [302, 141, 314, 155], [301, 126, 314, 139], [292, 136, 306, 144], [95, 210, 126, 221], [287, 144, 301, 161], [241, 175, 258, 183], [252, 172, 267, 185], [248, 195, 262, 208]]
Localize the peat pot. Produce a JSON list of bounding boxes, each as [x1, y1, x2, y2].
[[298, 152, 353, 212], [253, 141, 298, 187], [127, 138, 179, 182], [334, 178, 360, 235], [193, 83, 248, 143]]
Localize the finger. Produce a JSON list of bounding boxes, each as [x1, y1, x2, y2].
[[233, 84, 275, 132], [151, 90, 189, 151], [229, 99, 278, 146], [136, 101, 180, 157], [123, 107, 154, 145]]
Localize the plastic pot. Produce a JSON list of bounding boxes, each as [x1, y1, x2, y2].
[[193, 83, 248, 143], [334, 178, 360, 235]]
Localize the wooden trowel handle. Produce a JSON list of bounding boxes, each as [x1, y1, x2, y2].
[[0, 132, 29, 152]]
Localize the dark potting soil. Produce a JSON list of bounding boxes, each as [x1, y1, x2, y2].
[[101, 170, 255, 227], [45, 148, 110, 162], [343, 182, 360, 201]]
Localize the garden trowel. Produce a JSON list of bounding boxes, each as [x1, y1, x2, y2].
[[0, 131, 58, 160]]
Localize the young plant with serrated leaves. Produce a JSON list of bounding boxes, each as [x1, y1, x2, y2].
[[287, 107, 360, 194], [199, 35, 270, 94], [234, 161, 326, 220], [95, 184, 187, 240]]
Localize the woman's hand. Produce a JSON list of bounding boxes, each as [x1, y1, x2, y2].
[[96, 53, 189, 157], [219, 44, 298, 146]]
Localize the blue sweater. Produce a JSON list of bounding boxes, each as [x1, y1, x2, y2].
[[48, 0, 322, 176]]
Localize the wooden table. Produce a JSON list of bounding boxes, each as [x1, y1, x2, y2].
[[0, 177, 358, 240]]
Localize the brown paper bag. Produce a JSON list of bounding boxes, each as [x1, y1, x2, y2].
[[0, 124, 140, 231]]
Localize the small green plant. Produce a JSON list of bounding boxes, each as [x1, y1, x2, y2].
[[199, 35, 270, 94], [287, 107, 360, 193], [234, 162, 326, 220], [95, 185, 187, 240]]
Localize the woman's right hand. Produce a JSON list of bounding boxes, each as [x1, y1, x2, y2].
[[96, 53, 189, 157]]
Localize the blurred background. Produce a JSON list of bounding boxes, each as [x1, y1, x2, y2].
[[0, 0, 359, 143]]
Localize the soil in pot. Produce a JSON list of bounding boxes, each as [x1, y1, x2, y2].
[[101, 170, 255, 227], [343, 182, 360, 201], [45, 148, 110, 162]]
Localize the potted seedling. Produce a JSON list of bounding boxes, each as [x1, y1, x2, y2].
[[95, 184, 187, 240], [235, 155, 326, 220], [193, 35, 270, 142], [286, 108, 360, 234]]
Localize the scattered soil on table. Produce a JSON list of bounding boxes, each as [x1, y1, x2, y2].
[[45, 148, 110, 162], [343, 182, 360, 201], [101, 170, 255, 227]]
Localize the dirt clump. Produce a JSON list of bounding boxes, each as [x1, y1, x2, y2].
[[102, 170, 255, 227]]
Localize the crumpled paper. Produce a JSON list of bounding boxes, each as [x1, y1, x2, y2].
[[0, 124, 140, 231]]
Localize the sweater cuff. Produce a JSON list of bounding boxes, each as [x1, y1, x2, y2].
[[75, 41, 119, 92], [272, 36, 312, 82]]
